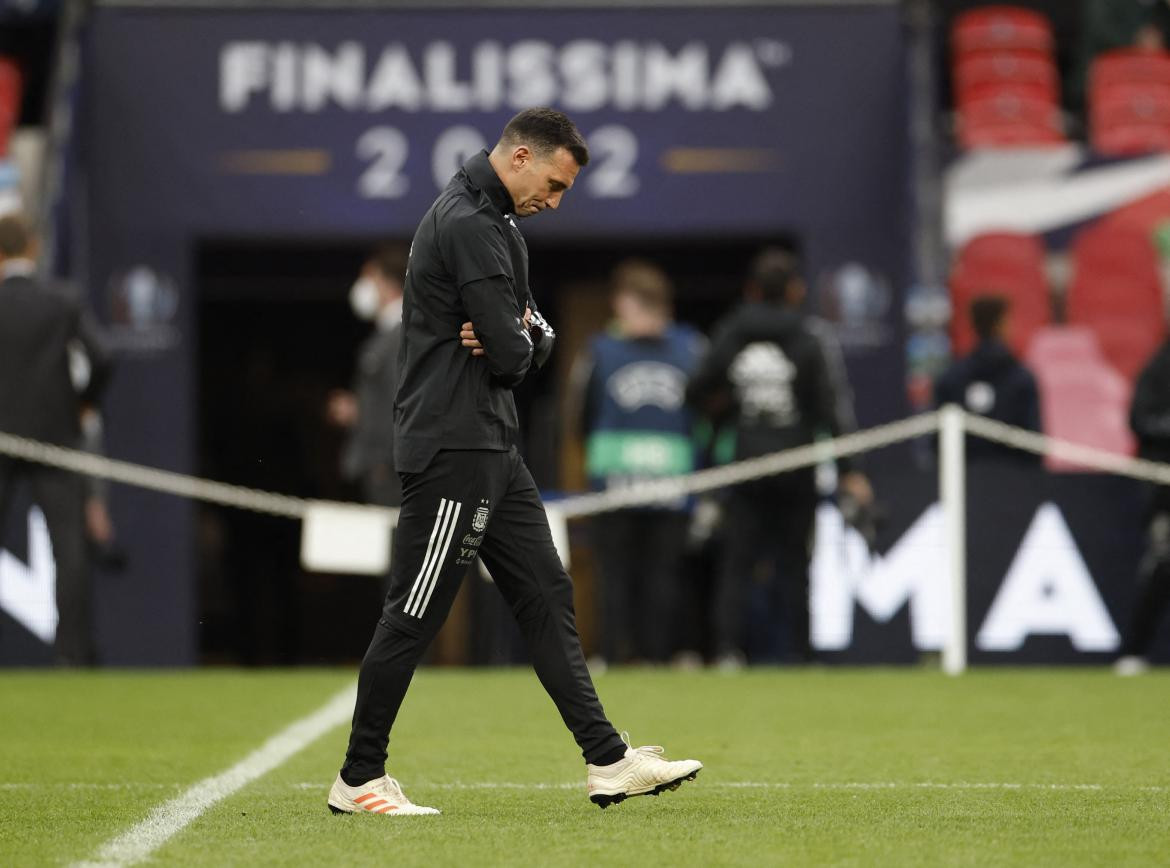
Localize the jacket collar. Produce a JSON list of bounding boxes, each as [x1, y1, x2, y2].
[[463, 150, 515, 216]]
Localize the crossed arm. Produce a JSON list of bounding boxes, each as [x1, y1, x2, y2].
[[461, 306, 531, 358], [458, 290, 556, 385]]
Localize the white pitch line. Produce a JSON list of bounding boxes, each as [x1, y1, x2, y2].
[[72, 682, 356, 868]]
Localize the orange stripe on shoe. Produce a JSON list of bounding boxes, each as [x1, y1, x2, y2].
[[377, 805, 399, 813], [363, 799, 388, 811], [354, 793, 378, 804]]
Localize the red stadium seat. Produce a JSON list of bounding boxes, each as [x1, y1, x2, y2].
[[1101, 187, 1170, 235], [1025, 327, 1136, 471], [1091, 85, 1170, 155], [957, 92, 1064, 148], [0, 57, 21, 157], [1066, 225, 1167, 381], [1091, 50, 1170, 92], [955, 52, 1059, 106], [949, 232, 1051, 356], [952, 6, 1055, 56], [1089, 50, 1170, 154], [1092, 121, 1170, 156]]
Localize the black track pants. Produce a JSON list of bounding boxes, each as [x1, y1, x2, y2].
[[714, 469, 818, 662], [341, 448, 624, 784], [592, 510, 687, 663], [1122, 506, 1170, 657]]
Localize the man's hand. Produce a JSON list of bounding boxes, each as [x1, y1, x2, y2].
[[461, 322, 485, 356], [326, 390, 359, 427], [839, 471, 874, 508], [86, 497, 115, 546], [462, 308, 532, 358]]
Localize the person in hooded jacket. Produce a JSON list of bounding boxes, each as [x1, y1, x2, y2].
[[933, 295, 1042, 463], [687, 248, 868, 666]]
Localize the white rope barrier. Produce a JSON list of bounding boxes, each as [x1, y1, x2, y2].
[[962, 414, 1170, 487], [555, 412, 942, 517], [0, 431, 308, 519], [2, 408, 1169, 522]]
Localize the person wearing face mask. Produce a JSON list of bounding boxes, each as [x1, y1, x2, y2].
[[327, 244, 408, 508]]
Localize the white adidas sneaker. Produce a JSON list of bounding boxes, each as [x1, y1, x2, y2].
[[585, 734, 703, 809], [327, 774, 440, 816], [1114, 655, 1151, 677]]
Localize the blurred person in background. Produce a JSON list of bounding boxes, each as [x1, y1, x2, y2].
[[79, 395, 126, 572], [1081, 0, 1170, 54], [688, 248, 870, 668], [0, 213, 110, 665], [933, 294, 1041, 463], [1075, 0, 1170, 106], [569, 260, 704, 668], [327, 244, 408, 510], [1115, 335, 1170, 675], [329, 109, 701, 817]]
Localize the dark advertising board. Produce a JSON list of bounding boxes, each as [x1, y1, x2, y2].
[[813, 459, 1166, 664]]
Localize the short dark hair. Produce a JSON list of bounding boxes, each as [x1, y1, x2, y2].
[[612, 258, 673, 313], [970, 294, 1009, 340], [0, 214, 33, 259], [499, 108, 589, 167], [368, 242, 409, 284], [749, 247, 802, 303]]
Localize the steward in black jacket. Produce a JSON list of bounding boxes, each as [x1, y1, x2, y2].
[[687, 249, 859, 665], [1119, 337, 1170, 662], [933, 296, 1041, 464], [1131, 337, 1170, 470], [687, 300, 837, 460]]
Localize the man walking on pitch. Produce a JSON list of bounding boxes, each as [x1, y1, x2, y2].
[[328, 108, 701, 816]]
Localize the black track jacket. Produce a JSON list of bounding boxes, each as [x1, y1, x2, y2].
[[1132, 338, 1170, 465], [686, 301, 838, 461], [394, 151, 555, 473]]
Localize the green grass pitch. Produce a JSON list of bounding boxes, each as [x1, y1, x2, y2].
[[2, 667, 1167, 866]]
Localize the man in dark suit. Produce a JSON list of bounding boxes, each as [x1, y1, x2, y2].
[[0, 214, 110, 664], [327, 244, 408, 508]]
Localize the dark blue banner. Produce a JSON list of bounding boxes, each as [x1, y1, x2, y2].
[[86, 6, 906, 241]]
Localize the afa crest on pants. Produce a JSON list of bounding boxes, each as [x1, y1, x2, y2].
[[472, 505, 490, 533]]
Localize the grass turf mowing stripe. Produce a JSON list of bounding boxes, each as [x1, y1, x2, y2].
[[284, 780, 1166, 792], [71, 682, 355, 868]]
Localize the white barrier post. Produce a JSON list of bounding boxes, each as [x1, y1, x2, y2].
[[940, 404, 967, 675]]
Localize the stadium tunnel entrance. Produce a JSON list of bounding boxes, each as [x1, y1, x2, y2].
[[194, 236, 787, 665]]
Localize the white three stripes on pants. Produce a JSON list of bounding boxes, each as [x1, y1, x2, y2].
[[404, 498, 463, 619]]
